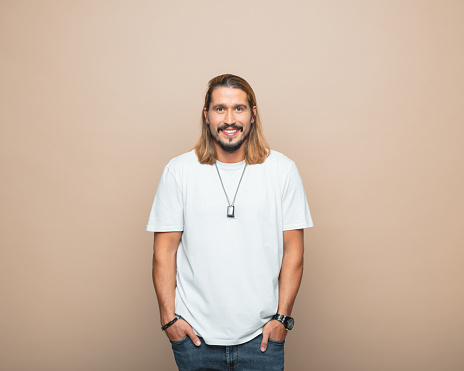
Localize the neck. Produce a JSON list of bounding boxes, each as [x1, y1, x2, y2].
[[215, 144, 245, 163]]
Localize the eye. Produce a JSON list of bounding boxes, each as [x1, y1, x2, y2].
[[235, 107, 243, 112], [216, 107, 224, 112]]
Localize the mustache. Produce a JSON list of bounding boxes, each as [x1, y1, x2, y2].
[[217, 124, 244, 133]]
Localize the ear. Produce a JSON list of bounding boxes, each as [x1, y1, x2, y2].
[[252, 106, 257, 123], [203, 107, 208, 124]]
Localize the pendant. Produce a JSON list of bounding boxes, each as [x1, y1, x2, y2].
[[227, 206, 235, 218]]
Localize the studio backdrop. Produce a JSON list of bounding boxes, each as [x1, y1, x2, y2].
[[1, 1, 463, 370]]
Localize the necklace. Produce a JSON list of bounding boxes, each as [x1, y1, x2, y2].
[[214, 162, 247, 218]]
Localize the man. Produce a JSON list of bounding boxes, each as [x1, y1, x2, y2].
[[146, 74, 313, 370]]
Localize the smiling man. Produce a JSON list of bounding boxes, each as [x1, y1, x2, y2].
[[146, 74, 313, 370], [207, 87, 254, 154]]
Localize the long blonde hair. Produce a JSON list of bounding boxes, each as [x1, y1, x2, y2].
[[194, 74, 270, 165]]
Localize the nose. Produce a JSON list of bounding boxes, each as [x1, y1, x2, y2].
[[224, 109, 235, 125]]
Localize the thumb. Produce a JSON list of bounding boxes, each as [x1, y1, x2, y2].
[[187, 328, 201, 347], [260, 332, 269, 352]]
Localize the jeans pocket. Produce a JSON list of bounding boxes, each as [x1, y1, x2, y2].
[[268, 338, 285, 345], [169, 336, 189, 345]]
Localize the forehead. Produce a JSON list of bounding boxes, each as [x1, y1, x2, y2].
[[209, 87, 249, 107]]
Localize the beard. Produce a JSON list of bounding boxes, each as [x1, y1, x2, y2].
[[210, 124, 251, 152]]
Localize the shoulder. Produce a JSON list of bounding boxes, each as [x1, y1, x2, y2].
[[267, 150, 295, 165], [163, 150, 208, 183], [166, 149, 200, 170], [263, 150, 296, 173]]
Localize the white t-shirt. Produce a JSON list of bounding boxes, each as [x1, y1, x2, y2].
[[146, 149, 313, 345]]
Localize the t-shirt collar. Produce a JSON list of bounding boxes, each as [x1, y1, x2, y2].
[[215, 159, 246, 170]]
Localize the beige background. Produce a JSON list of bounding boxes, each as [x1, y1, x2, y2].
[[1, 1, 463, 370]]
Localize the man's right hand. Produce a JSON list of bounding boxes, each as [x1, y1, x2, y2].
[[164, 318, 201, 346]]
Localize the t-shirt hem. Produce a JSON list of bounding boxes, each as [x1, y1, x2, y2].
[[201, 328, 263, 346], [283, 221, 314, 231], [146, 225, 184, 232]]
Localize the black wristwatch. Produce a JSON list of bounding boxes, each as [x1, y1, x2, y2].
[[272, 314, 295, 330]]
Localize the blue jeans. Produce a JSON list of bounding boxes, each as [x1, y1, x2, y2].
[[170, 334, 285, 370]]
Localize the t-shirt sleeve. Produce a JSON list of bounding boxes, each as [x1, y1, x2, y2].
[[146, 166, 184, 232], [282, 163, 314, 231]]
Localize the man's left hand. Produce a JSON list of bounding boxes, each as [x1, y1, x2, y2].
[[260, 319, 287, 352]]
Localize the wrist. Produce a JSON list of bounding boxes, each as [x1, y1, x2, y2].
[[161, 314, 182, 331], [160, 311, 177, 326], [276, 308, 291, 317], [273, 313, 295, 330]]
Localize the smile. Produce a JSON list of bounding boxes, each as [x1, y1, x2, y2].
[[222, 129, 239, 137]]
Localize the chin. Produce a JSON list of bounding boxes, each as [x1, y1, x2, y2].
[[211, 127, 250, 153], [218, 140, 244, 152]]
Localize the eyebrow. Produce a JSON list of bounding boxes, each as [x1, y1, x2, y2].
[[211, 104, 248, 110]]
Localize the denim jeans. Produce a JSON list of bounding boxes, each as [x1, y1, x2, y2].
[[170, 334, 285, 371]]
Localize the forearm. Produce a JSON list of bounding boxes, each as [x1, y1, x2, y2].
[[151, 232, 201, 345], [260, 230, 304, 349], [277, 229, 304, 316], [153, 253, 176, 324], [152, 232, 181, 325]]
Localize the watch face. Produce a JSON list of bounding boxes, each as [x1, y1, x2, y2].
[[286, 317, 294, 330]]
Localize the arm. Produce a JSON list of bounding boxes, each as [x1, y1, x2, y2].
[[260, 229, 304, 351], [277, 228, 305, 316], [152, 231, 201, 346]]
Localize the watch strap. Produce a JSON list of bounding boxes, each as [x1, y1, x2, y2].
[[272, 313, 294, 330]]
